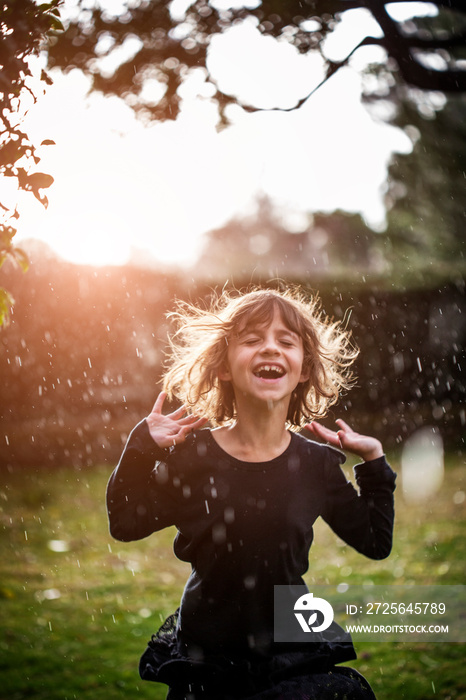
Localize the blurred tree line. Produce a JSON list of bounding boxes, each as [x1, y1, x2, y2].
[[0, 242, 464, 469]]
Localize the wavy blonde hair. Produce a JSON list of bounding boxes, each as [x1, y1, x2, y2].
[[162, 286, 358, 428]]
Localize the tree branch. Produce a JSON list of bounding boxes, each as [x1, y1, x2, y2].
[[241, 35, 381, 114], [368, 1, 466, 92]]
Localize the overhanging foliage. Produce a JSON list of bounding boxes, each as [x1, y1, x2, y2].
[[47, 0, 466, 121]]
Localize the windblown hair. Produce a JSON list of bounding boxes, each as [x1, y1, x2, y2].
[[162, 286, 359, 428]]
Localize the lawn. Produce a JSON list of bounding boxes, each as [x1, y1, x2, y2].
[[0, 451, 465, 700]]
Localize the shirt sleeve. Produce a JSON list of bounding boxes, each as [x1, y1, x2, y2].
[[321, 451, 396, 560], [106, 419, 179, 542]]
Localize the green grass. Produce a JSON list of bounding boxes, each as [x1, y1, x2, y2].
[[0, 454, 465, 700]]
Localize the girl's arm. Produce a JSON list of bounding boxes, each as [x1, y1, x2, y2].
[[306, 420, 396, 560], [106, 393, 207, 542], [106, 419, 175, 541]]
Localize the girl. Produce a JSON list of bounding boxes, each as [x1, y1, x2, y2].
[[107, 286, 396, 700]]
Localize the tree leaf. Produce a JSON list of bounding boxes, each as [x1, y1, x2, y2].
[[48, 15, 64, 31], [0, 288, 14, 329], [12, 248, 30, 273], [26, 172, 55, 189]]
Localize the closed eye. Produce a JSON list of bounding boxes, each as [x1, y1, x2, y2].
[[279, 335, 299, 347], [242, 336, 260, 345]]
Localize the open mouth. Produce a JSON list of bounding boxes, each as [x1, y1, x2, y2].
[[253, 364, 286, 380]]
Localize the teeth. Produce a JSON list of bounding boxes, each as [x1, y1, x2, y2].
[[254, 364, 285, 377]]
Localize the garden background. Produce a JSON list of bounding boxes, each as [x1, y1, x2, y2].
[[0, 250, 464, 699], [1, 0, 466, 698]]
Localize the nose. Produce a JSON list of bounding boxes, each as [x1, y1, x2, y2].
[[260, 333, 280, 354]]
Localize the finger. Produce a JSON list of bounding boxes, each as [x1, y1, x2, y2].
[[179, 416, 208, 435], [304, 422, 322, 437], [173, 424, 198, 445], [179, 413, 209, 427], [177, 413, 202, 426], [305, 423, 340, 447], [336, 431, 345, 448], [151, 391, 167, 414], [335, 419, 354, 433], [307, 422, 335, 439], [304, 421, 320, 433], [191, 416, 209, 431], [167, 405, 188, 420]]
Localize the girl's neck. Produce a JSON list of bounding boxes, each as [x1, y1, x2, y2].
[[212, 403, 291, 463]]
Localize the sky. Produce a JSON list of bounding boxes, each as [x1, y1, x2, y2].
[[9, 2, 437, 268]]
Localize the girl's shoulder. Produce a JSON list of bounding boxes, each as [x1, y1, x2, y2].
[[291, 430, 346, 465], [289, 433, 349, 490]]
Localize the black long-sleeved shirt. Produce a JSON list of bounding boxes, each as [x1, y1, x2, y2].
[[107, 421, 396, 658]]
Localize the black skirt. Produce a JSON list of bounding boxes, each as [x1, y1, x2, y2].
[[139, 611, 377, 700]]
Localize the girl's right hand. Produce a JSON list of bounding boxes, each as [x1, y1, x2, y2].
[[145, 392, 208, 449]]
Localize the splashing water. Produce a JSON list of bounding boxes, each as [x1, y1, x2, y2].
[[401, 427, 444, 502]]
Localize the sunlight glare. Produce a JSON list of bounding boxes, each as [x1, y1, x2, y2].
[[12, 10, 414, 269], [208, 20, 325, 110]]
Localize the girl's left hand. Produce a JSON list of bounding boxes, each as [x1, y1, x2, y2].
[[304, 419, 383, 462]]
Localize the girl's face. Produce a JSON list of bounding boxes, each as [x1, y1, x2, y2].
[[219, 307, 309, 408]]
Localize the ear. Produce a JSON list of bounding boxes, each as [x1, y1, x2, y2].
[[299, 368, 310, 384], [218, 364, 231, 382]]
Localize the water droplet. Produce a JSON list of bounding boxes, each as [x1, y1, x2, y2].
[[224, 507, 235, 524], [47, 539, 70, 552], [212, 523, 226, 544], [243, 575, 256, 590], [401, 427, 444, 502], [36, 588, 61, 602]]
